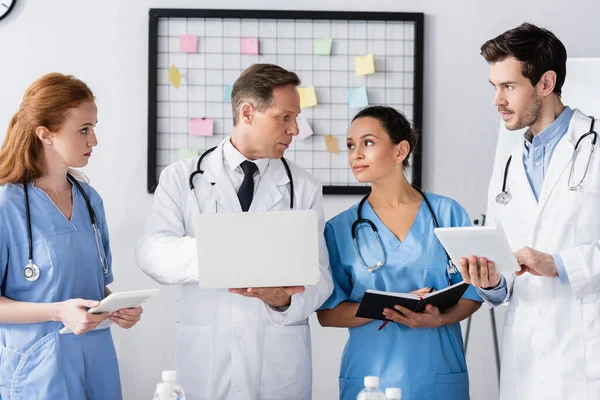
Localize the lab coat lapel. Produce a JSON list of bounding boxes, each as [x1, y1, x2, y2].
[[200, 143, 242, 212], [538, 110, 587, 210], [249, 159, 288, 212]]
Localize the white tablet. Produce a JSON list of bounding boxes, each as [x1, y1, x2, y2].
[[433, 226, 521, 273], [59, 289, 160, 334]]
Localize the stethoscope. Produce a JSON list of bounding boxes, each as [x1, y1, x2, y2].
[[352, 185, 457, 285], [22, 173, 108, 282], [189, 146, 295, 209], [496, 116, 597, 205]]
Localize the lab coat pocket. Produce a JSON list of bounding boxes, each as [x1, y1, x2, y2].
[[581, 295, 600, 381], [575, 223, 600, 245], [260, 325, 311, 400], [435, 371, 470, 399], [176, 324, 212, 399], [566, 188, 600, 226]]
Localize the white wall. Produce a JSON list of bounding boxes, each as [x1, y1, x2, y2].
[[1, 1, 599, 399]]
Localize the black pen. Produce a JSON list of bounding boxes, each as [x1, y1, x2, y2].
[[418, 287, 435, 301]]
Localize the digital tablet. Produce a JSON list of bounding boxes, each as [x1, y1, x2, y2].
[[434, 226, 521, 273], [59, 288, 160, 334]]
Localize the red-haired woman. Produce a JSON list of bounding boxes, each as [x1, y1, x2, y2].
[[0, 73, 141, 399]]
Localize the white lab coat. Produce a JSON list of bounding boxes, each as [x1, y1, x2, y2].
[[486, 109, 600, 399], [136, 139, 333, 400]]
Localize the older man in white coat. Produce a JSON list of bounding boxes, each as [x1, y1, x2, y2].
[[459, 23, 600, 400], [137, 64, 333, 400]]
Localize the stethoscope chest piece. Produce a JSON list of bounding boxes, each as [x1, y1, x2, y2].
[[495, 191, 512, 206], [24, 261, 40, 282]]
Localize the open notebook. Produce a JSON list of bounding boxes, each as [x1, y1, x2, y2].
[[355, 281, 470, 321]]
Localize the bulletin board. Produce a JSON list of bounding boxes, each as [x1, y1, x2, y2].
[[147, 9, 424, 194]]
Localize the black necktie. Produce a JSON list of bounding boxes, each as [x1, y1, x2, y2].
[[237, 161, 258, 212]]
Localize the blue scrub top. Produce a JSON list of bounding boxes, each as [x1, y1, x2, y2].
[[0, 181, 121, 399], [320, 192, 482, 400]]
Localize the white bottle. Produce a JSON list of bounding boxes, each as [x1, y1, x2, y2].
[[152, 370, 186, 400], [356, 376, 386, 400], [153, 383, 177, 400], [385, 387, 402, 400]]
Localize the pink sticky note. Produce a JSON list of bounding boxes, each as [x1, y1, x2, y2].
[[241, 38, 259, 55], [179, 35, 198, 53], [189, 118, 214, 137]]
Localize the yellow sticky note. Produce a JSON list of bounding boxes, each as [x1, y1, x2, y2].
[[355, 54, 375, 76], [298, 86, 318, 109], [169, 65, 181, 88], [325, 135, 340, 155]]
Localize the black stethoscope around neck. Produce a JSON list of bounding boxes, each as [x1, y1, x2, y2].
[[496, 115, 597, 205], [188, 146, 295, 210], [352, 185, 457, 284], [22, 173, 108, 282]]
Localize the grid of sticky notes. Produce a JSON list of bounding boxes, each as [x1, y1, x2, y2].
[[155, 17, 416, 187], [168, 37, 380, 156], [168, 33, 265, 156], [292, 40, 378, 156]]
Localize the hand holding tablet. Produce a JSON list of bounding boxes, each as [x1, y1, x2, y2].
[[59, 289, 159, 334], [434, 226, 521, 288], [434, 226, 520, 272]]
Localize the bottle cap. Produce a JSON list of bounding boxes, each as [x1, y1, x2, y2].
[[385, 387, 402, 398], [364, 376, 379, 388], [162, 370, 177, 381]]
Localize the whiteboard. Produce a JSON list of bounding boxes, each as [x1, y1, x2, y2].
[[147, 9, 424, 195]]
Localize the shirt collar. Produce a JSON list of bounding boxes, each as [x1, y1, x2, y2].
[[223, 136, 270, 176], [535, 106, 573, 146], [523, 106, 573, 155]]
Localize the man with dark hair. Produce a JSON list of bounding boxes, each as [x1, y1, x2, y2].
[[137, 64, 333, 399], [459, 23, 600, 399]]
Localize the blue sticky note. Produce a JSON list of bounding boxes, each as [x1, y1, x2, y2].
[[348, 87, 369, 109], [223, 84, 233, 102]]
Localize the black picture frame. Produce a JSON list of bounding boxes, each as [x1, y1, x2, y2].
[[147, 9, 424, 195]]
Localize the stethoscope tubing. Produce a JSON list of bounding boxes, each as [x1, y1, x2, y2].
[[497, 116, 597, 204], [22, 173, 108, 280], [189, 146, 295, 210]]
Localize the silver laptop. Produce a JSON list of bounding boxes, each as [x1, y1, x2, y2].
[[195, 210, 320, 289]]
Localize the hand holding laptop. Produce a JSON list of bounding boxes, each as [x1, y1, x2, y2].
[[228, 286, 305, 307]]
